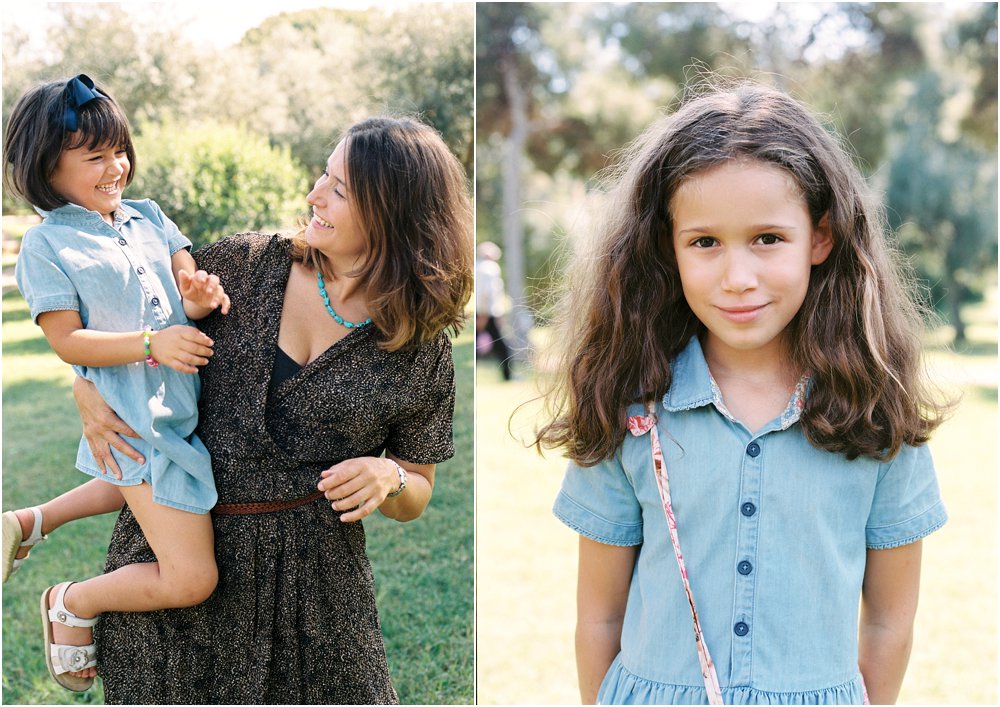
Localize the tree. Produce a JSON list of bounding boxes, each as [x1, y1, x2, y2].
[[231, 6, 473, 175], [2, 4, 473, 215], [951, 2, 998, 149], [131, 120, 308, 248], [29, 4, 209, 126], [476, 2, 553, 360], [886, 72, 997, 344], [362, 5, 474, 173]]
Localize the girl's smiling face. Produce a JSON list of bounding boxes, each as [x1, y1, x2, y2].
[[49, 141, 129, 222], [670, 159, 833, 363]]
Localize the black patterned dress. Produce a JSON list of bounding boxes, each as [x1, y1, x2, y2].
[[94, 233, 456, 704]]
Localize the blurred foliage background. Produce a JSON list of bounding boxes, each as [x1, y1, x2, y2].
[[476, 2, 997, 350], [2, 2, 474, 248]]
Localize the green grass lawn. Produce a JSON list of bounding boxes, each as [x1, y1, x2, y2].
[[1, 289, 473, 705], [476, 310, 998, 704]]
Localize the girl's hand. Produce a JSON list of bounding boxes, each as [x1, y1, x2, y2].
[[317, 457, 401, 522], [177, 269, 231, 315], [73, 376, 144, 480], [148, 325, 215, 374]]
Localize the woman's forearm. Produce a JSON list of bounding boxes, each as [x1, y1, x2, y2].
[[377, 456, 434, 522], [858, 620, 913, 704], [576, 617, 624, 704]]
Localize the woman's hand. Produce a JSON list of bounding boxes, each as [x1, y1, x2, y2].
[[148, 325, 215, 374], [317, 457, 401, 522], [73, 376, 144, 480], [318, 454, 435, 523]]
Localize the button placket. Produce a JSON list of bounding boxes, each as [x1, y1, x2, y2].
[[114, 227, 170, 328], [730, 436, 764, 684]]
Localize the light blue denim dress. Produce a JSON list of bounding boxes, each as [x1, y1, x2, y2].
[[15, 200, 217, 514], [553, 336, 947, 705]]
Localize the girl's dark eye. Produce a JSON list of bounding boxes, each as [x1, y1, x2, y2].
[[693, 236, 716, 248], [759, 233, 781, 245]]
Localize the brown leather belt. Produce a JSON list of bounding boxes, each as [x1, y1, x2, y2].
[[212, 490, 325, 516]]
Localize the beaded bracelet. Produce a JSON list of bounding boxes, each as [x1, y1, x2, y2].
[[143, 327, 159, 368]]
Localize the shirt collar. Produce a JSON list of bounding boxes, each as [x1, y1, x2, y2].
[[663, 336, 717, 413], [663, 335, 808, 431], [36, 201, 142, 228]]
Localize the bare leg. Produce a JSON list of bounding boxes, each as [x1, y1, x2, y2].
[[49, 482, 217, 678], [14, 479, 125, 559]]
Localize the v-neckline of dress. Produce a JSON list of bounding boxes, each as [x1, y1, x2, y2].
[[267, 245, 372, 397]]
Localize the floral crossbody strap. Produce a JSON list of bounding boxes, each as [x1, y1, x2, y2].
[[627, 399, 724, 705], [627, 400, 871, 707]]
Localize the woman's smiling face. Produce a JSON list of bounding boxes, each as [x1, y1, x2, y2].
[[305, 140, 367, 264]]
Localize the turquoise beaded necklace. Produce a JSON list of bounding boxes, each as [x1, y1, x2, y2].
[[316, 271, 372, 329]]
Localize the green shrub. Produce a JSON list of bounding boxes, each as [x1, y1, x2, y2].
[[130, 121, 308, 248]]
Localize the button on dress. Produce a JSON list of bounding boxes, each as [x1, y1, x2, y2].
[[553, 336, 946, 705], [95, 233, 457, 704]]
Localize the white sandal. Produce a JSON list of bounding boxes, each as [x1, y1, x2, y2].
[[40, 582, 98, 692], [2, 507, 48, 583]]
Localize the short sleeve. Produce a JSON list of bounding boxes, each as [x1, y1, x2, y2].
[[553, 452, 643, 546], [866, 443, 947, 549], [140, 199, 190, 255], [386, 333, 456, 465], [14, 230, 80, 323]]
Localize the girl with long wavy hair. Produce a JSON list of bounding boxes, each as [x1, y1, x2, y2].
[[540, 83, 950, 705]]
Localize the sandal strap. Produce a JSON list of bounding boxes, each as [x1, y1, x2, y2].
[[21, 507, 47, 547], [48, 583, 98, 628], [50, 642, 97, 675]]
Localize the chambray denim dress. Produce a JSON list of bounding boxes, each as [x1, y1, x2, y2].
[[15, 200, 217, 514], [553, 336, 947, 705]]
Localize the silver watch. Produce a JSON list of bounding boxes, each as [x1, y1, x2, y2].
[[386, 459, 407, 497]]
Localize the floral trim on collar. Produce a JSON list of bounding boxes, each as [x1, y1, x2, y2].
[[706, 370, 811, 431], [779, 375, 810, 430], [112, 206, 127, 229], [707, 374, 737, 423]]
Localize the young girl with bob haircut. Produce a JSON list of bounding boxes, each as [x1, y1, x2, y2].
[[3, 74, 229, 692], [541, 83, 949, 705]]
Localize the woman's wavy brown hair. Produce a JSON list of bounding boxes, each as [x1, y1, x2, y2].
[[535, 82, 950, 465], [290, 116, 473, 351]]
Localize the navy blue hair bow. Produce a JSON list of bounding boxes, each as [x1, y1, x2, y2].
[[63, 74, 105, 132]]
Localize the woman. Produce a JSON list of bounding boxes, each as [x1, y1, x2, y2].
[[73, 116, 473, 703]]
